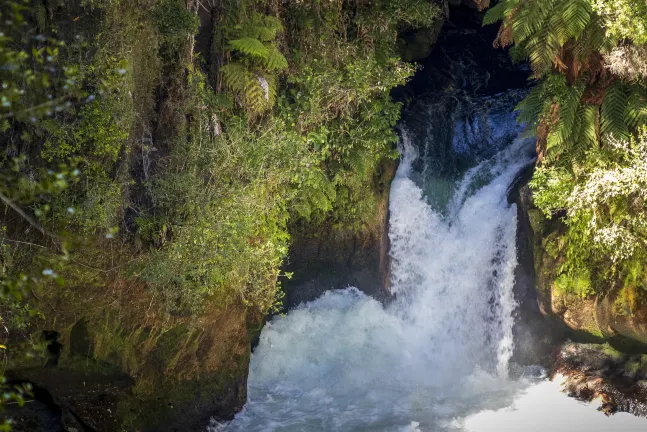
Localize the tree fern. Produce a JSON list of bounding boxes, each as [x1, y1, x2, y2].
[[576, 104, 599, 152], [486, 0, 598, 78], [483, 0, 519, 26], [251, 15, 283, 42], [601, 80, 630, 139], [221, 11, 288, 114], [264, 45, 289, 71], [230, 37, 269, 59], [221, 63, 252, 93], [625, 84, 647, 129], [575, 16, 616, 61], [516, 79, 549, 129]]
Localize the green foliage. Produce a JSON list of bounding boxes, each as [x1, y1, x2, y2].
[[153, 0, 199, 53], [484, 0, 617, 78], [1, 0, 442, 353], [590, 0, 647, 44], [138, 0, 441, 312], [0, 1, 87, 124], [220, 11, 287, 114], [531, 129, 647, 295], [487, 0, 647, 298]]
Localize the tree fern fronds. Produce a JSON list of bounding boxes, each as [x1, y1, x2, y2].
[[554, 78, 587, 145], [625, 83, 647, 129], [346, 150, 371, 180], [483, 0, 520, 25], [601, 80, 630, 138], [516, 79, 548, 126], [264, 45, 289, 70], [253, 15, 284, 42], [511, 0, 558, 44], [575, 16, 615, 61], [555, 0, 592, 44], [578, 104, 600, 148], [221, 63, 252, 93], [230, 37, 269, 59], [568, 104, 600, 159], [525, 25, 561, 77]]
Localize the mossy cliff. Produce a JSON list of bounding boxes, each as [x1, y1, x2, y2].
[[0, 0, 444, 429], [522, 183, 647, 351], [484, 0, 647, 379], [515, 181, 647, 415]]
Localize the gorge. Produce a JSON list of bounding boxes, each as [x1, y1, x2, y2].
[[2, 1, 647, 431]]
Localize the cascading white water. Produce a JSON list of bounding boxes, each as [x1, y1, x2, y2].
[[217, 101, 647, 431]]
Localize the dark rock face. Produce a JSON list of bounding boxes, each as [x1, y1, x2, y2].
[[282, 160, 397, 309], [6, 285, 252, 431], [509, 181, 569, 366], [6, 370, 134, 432], [510, 178, 556, 366]]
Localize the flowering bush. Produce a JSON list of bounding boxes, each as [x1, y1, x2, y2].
[[531, 129, 647, 294]]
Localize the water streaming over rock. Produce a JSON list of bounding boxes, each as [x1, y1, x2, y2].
[[217, 85, 647, 430]]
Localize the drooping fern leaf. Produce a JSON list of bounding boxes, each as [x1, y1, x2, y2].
[[229, 37, 269, 59], [516, 79, 549, 129], [483, 0, 519, 26], [220, 63, 252, 94], [625, 83, 647, 130], [264, 45, 289, 71], [601, 80, 630, 139]]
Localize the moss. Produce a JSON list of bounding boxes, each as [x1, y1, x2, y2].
[[597, 343, 625, 361], [527, 208, 547, 236], [625, 359, 642, 377], [119, 350, 249, 430], [59, 355, 125, 377]]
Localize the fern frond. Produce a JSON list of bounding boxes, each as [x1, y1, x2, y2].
[[516, 79, 547, 126], [555, 78, 587, 143], [220, 63, 252, 93], [512, 0, 558, 43], [601, 80, 630, 139], [230, 37, 269, 59], [483, 0, 519, 25], [625, 84, 647, 130], [575, 16, 615, 61], [264, 45, 289, 70], [578, 104, 600, 149], [555, 0, 591, 44]]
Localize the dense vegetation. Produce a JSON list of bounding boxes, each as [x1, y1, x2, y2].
[[0, 0, 442, 425], [485, 0, 647, 299]]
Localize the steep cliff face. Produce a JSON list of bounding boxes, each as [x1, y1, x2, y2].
[[513, 181, 647, 414], [7, 279, 253, 431]]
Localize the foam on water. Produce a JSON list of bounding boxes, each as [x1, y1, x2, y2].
[[221, 123, 647, 431]]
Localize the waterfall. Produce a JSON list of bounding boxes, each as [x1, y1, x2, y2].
[[218, 96, 539, 430], [214, 10, 647, 429], [217, 92, 647, 430]]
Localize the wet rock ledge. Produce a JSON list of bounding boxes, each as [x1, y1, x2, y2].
[[553, 342, 647, 417]]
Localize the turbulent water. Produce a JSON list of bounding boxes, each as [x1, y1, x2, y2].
[[219, 91, 647, 431]]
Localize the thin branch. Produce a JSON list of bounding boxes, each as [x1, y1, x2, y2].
[[0, 238, 47, 248], [0, 191, 46, 236]]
